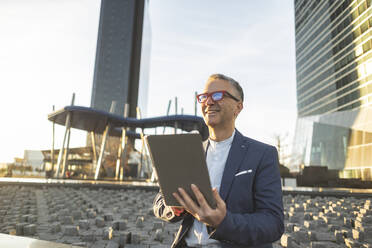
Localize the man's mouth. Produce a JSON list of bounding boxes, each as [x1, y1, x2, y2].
[[205, 109, 219, 115]]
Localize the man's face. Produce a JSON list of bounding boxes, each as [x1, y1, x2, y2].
[[201, 78, 243, 128]]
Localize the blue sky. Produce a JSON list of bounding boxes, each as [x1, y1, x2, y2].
[[0, 0, 296, 163]]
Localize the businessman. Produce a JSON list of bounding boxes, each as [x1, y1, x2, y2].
[[153, 74, 284, 247]]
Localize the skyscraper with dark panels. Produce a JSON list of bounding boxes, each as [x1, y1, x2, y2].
[[88, 0, 151, 164], [90, 0, 151, 118], [292, 0, 372, 179]]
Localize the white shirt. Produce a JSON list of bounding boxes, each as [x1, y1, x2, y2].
[[185, 130, 235, 246]]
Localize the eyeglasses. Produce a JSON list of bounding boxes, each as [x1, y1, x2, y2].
[[196, 90, 240, 103]]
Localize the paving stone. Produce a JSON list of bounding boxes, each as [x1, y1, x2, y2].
[[59, 209, 70, 217], [344, 217, 354, 228], [118, 231, 131, 246], [359, 226, 372, 238], [20, 215, 29, 222], [131, 232, 142, 244], [292, 230, 310, 243], [64, 225, 79, 236], [112, 220, 120, 230], [293, 226, 305, 232], [314, 218, 327, 227], [304, 212, 313, 220], [304, 220, 317, 230], [48, 214, 58, 222], [135, 216, 145, 228], [15, 222, 27, 235], [50, 222, 61, 233], [104, 213, 114, 221], [289, 241, 301, 248], [23, 224, 36, 236], [72, 242, 87, 247], [281, 234, 293, 247], [96, 217, 105, 227], [121, 213, 131, 219], [149, 245, 168, 248], [90, 240, 110, 248], [152, 221, 164, 231], [344, 238, 362, 248], [72, 211, 82, 220], [38, 233, 59, 241], [352, 229, 364, 242], [288, 215, 301, 223], [28, 215, 37, 223], [29, 208, 37, 215], [80, 230, 96, 242], [119, 220, 128, 231], [313, 231, 336, 242], [310, 241, 335, 248], [112, 207, 120, 213], [78, 219, 89, 230], [61, 216, 74, 225], [103, 227, 113, 240], [87, 211, 97, 218], [105, 241, 119, 248], [360, 209, 372, 215], [334, 230, 345, 244], [328, 224, 341, 232], [153, 229, 164, 242]]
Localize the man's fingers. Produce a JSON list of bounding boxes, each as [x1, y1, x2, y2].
[[191, 184, 209, 209], [177, 187, 200, 214], [172, 192, 186, 208], [212, 188, 225, 208]]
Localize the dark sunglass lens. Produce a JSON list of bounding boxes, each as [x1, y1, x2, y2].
[[212, 92, 223, 101]]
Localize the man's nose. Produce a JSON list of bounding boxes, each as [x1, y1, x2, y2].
[[205, 95, 215, 105]]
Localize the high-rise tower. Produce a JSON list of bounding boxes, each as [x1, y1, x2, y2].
[[87, 0, 151, 178], [292, 0, 372, 179], [90, 0, 150, 117]]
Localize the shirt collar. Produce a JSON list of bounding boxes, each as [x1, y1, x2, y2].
[[208, 129, 235, 149]]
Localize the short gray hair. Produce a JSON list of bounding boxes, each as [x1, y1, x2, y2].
[[208, 74, 244, 102]]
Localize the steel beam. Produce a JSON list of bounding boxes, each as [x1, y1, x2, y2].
[[50, 105, 55, 173], [94, 124, 110, 180], [90, 131, 97, 176], [94, 101, 116, 180]]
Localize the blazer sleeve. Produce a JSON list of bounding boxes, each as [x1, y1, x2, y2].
[[153, 191, 186, 223], [209, 146, 284, 246]]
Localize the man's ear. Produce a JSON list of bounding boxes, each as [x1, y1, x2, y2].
[[235, 102, 243, 117]]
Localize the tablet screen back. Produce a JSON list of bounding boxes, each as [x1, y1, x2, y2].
[[146, 133, 216, 208]]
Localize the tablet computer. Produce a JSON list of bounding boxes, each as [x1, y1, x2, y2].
[[145, 133, 216, 208]]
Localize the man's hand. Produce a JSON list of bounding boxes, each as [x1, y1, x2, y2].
[[171, 207, 185, 216], [172, 184, 226, 228]]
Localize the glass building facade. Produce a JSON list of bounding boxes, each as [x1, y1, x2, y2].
[[90, 0, 150, 118], [87, 0, 151, 171], [292, 0, 372, 180]]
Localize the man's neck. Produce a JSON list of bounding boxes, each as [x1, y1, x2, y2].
[[208, 125, 235, 142]]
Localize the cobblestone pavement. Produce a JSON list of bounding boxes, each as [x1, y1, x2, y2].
[[0, 185, 371, 247]]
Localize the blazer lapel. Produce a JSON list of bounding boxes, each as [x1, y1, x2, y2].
[[219, 130, 249, 201]]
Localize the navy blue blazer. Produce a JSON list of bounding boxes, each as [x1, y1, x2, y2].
[[153, 129, 284, 247]]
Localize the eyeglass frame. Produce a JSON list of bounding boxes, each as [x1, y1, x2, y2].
[[196, 90, 241, 103]]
